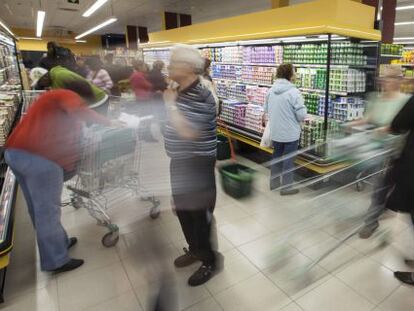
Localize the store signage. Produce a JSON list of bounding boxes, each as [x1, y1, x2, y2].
[[68, 0, 80, 4]]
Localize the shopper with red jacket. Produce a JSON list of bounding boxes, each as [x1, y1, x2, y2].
[[130, 60, 153, 101], [4, 88, 113, 273]]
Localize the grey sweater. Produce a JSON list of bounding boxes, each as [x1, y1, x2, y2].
[[264, 79, 307, 143]]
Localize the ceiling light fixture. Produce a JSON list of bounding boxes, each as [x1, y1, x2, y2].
[[36, 10, 46, 37], [395, 21, 414, 26], [75, 40, 87, 43], [394, 37, 414, 40], [396, 5, 414, 11], [75, 17, 117, 39], [394, 41, 414, 45], [82, 0, 109, 17], [19, 36, 42, 40]]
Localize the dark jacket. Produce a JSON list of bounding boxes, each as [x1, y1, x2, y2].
[[147, 69, 167, 92], [386, 95, 414, 214]]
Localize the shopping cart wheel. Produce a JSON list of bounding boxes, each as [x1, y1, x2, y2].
[[102, 231, 119, 247]]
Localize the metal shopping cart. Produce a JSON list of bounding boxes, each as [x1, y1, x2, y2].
[[65, 119, 161, 248]]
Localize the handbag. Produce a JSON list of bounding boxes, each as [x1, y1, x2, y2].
[[260, 122, 272, 148]]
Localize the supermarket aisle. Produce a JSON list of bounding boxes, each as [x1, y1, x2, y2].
[[1, 155, 414, 311]]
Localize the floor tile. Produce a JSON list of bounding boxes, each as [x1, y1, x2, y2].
[[184, 297, 223, 311], [215, 273, 292, 311], [219, 217, 270, 246], [1, 281, 59, 311], [335, 257, 401, 305], [214, 203, 251, 225], [280, 303, 304, 311], [379, 284, 414, 311], [83, 290, 142, 311], [296, 277, 374, 311], [263, 251, 329, 298], [301, 237, 361, 273], [238, 232, 299, 270], [133, 274, 211, 311], [57, 263, 133, 311], [205, 249, 259, 295]]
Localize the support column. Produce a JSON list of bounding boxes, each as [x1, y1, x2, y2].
[[271, 0, 289, 8], [381, 0, 396, 43]]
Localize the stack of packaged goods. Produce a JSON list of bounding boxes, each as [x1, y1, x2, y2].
[[242, 46, 282, 64], [245, 105, 265, 133], [331, 97, 365, 121], [317, 96, 333, 118], [401, 50, 414, 64], [212, 64, 242, 80], [300, 116, 340, 149], [330, 68, 366, 93], [143, 49, 170, 66], [219, 100, 239, 124], [210, 46, 243, 63], [0, 93, 19, 146], [246, 86, 269, 105], [227, 83, 247, 101], [331, 42, 367, 65], [216, 80, 229, 98], [241, 66, 275, 85], [381, 44, 403, 56], [304, 93, 320, 115], [284, 42, 366, 66], [233, 104, 247, 128]]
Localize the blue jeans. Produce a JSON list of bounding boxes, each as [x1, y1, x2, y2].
[[5, 149, 70, 271], [271, 141, 299, 190]]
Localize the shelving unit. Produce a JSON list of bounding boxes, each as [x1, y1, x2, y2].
[[0, 28, 24, 303], [142, 0, 381, 174]]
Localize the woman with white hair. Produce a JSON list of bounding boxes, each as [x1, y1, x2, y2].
[[163, 44, 222, 287]]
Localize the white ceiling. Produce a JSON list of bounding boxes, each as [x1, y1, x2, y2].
[[0, 0, 413, 39]]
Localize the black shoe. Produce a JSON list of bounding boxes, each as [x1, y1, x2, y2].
[[358, 222, 379, 239], [188, 264, 217, 287], [51, 258, 84, 274], [394, 271, 414, 286], [174, 248, 199, 268], [280, 188, 299, 196], [68, 237, 78, 249]]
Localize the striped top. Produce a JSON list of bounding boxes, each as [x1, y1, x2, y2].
[[164, 78, 217, 159]]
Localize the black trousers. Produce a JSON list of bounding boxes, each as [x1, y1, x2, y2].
[[170, 156, 217, 265]]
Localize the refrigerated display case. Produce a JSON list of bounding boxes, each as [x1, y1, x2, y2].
[[0, 27, 24, 302]]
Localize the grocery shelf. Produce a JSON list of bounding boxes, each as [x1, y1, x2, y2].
[[292, 63, 376, 69], [380, 54, 402, 58], [212, 62, 280, 67], [213, 78, 273, 88]]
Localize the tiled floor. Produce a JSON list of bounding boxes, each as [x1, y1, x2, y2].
[[2, 153, 414, 311]]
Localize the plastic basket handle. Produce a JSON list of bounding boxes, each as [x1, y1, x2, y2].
[[217, 119, 236, 160]]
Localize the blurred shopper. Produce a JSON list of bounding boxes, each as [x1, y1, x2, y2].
[[385, 95, 414, 286], [86, 57, 113, 94], [355, 66, 410, 239], [4, 89, 115, 273], [33, 65, 110, 115], [103, 53, 134, 96], [202, 58, 213, 82], [147, 60, 168, 94], [264, 64, 306, 195], [130, 60, 153, 101], [39, 41, 76, 71], [75, 57, 90, 78], [164, 44, 222, 286]]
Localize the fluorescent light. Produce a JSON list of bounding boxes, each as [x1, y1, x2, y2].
[[75, 17, 117, 39], [0, 19, 15, 37], [396, 5, 414, 11], [76, 40, 87, 43], [36, 11, 46, 37], [394, 41, 414, 45], [19, 36, 42, 40], [82, 0, 108, 17], [394, 37, 414, 40], [395, 21, 414, 26]]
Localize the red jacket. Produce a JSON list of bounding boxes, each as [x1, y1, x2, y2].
[[6, 90, 110, 171], [129, 71, 152, 100]]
